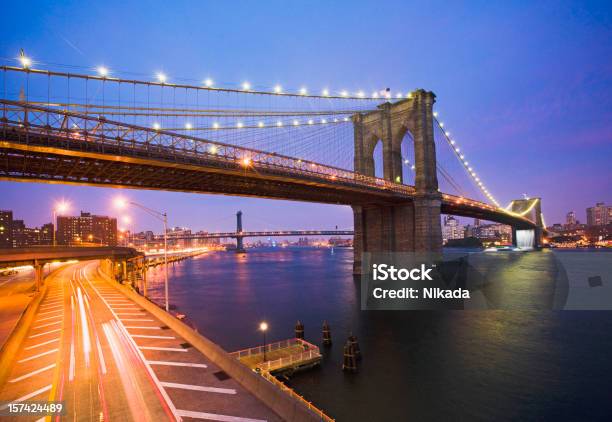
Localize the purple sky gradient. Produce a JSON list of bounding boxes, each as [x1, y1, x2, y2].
[[0, 0, 610, 232]]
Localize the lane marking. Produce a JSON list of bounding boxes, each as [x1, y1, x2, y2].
[[39, 304, 63, 312], [120, 319, 155, 322], [38, 309, 63, 317], [176, 409, 267, 422], [148, 360, 208, 368], [124, 326, 161, 330], [0, 385, 52, 409], [34, 320, 62, 329], [131, 334, 175, 339], [25, 338, 60, 350], [140, 346, 188, 352], [29, 328, 62, 338], [160, 382, 236, 395], [18, 348, 59, 363], [9, 364, 56, 383], [36, 314, 63, 322]]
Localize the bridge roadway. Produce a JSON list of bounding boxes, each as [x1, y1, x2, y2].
[[0, 246, 141, 268], [0, 261, 280, 421], [0, 100, 535, 229]]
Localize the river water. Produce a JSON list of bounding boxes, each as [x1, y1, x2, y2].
[[145, 247, 612, 421]]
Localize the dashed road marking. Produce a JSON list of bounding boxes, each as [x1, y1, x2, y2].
[[161, 382, 236, 395], [9, 364, 56, 383], [25, 338, 60, 350], [29, 328, 62, 338], [175, 409, 267, 422], [148, 360, 208, 368], [18, 348, 59, 363]]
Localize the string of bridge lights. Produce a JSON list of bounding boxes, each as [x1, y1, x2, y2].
[[14, 52, 413, 101], [150, 116, 352, 131], [433, 112, 501, 208]]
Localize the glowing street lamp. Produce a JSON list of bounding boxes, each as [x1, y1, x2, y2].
[[52, 200, 70, 246], [19, 49, 31, 69], [259, 321, 268, 362], [115, 197, 169, 311]]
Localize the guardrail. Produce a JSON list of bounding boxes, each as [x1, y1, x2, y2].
[[261, 371, 334, 422]]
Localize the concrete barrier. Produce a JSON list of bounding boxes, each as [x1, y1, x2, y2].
[[97, 266, 325, 422], [0, 282, 49, 389]]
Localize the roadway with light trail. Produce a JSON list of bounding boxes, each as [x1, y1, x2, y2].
[[0, 261, 280, 421]]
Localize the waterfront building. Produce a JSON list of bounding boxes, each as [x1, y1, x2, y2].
[[0, 210, 13, 248], [565, 211, 577, 228], [586, 202, 611, 226], [442, 216, 465, 244], [57, 211, 118, 246]]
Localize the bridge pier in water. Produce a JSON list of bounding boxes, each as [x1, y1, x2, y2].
[[352, 90, 442, 273]]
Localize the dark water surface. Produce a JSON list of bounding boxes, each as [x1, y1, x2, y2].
[[146, 248, 612, 421]]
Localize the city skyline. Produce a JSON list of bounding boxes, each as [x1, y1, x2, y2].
[[1, 1, 611, 231]]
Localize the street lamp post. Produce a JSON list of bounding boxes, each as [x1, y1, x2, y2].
[[115, 197, 170, 312], [259, 321, 268, 362]]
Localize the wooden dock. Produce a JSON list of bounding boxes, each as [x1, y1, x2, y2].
[[231, 338, 321, 374]]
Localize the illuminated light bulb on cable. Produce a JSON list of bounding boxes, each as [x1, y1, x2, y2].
[[357, 91, 365, 98], [321, 119, 327, 124], [333, 118, 338, 123], [322, 88, 329, 96], [152, 122, 161, 130], [396, 92, 403, 98], [372, 92, 379, 98], [209, 145, 218, 154], [404, 159, 409, 164], [212, 122, 220, 129], [411, 165, 416, 170], [293, 120, 299, 126], [276, 121, 283, 127], [299, 87, 307, 95], [274, 85, 282, 94], [241, 81, 251, 90], [445, 131, 451, 137], [433, 111, 439, 117], [236, 122, 243, 128], [97, 66, 109, 77], [340, 90, 348, 97], [439, 122, 444, 127], [455, 147, 460, 152], [308, 119, 314, 125], [204, 78, 214, 87], [258, 121, 264, 128], [156, 72, 167, 83], [185, 123, 192, 130], [450, 140, 456, 145], [19, 53, 32, 69]]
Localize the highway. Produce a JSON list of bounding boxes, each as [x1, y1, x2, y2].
[[0, 261, 280, 421]]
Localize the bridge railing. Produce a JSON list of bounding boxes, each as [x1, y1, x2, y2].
[[0, 100, 416, 196]]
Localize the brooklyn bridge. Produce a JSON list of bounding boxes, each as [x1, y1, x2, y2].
[[0, 63, 544, 272]]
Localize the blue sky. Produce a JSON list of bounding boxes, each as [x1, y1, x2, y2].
[[1, 0, 610, 231]]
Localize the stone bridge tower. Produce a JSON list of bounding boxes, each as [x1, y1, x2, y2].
[[352, 90, 442, 273]]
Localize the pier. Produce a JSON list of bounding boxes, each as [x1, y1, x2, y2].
[[231, 338, 322, 373]]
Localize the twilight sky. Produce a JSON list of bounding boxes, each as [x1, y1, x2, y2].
[[0, 0, 610, 232]]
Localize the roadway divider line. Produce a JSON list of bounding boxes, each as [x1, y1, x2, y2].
[[124, 326, 162, 330], [38, 304, 63, 312], [37, 309, 63, 317], [148, 361, 208, 368], [132, 334, 176, 339], [25, 338, 60, 350], [175, 409, 267, 422], [160, 381, 237, 395], [18, 348, 59, 363], [29, 328, 61, 338], [33, 320, 62, 329], [0, 385, 52, 409], [36, 314, 63, 322], [9, 363, 56, 383], [121, 319, 155, 322], [140, 346, 188, 352]]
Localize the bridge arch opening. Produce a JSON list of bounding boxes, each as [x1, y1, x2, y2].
[[371, 139, 384, 179]]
